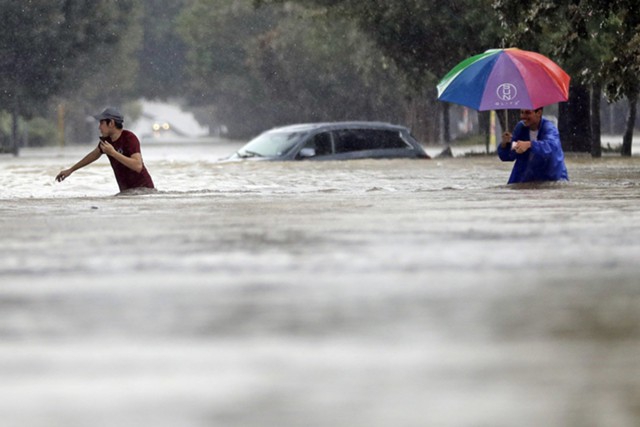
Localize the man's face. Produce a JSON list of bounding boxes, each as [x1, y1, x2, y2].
[[99, 119, 113, 137], [520, 109, 542, 128]]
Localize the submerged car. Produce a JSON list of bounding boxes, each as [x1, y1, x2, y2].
[[227, 122, 430, 161]]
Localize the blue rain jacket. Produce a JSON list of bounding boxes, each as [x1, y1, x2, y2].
[[497, 117, 569, 184]]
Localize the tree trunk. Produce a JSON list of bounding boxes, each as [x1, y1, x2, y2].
[[406, 95, 437, 145], [477, 111, 490, 153], [567, 83, 592, 152], [621, 90, 637, 157], [11, 102, 20, 157], [442, 102, 451, 144], [590, 81, 602, 158], [558, 101, 570, 152]]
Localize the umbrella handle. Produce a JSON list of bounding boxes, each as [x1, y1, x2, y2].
[[504, 110, 508, 132]]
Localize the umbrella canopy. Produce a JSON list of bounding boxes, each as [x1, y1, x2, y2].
[[437, 48, 570, 111]]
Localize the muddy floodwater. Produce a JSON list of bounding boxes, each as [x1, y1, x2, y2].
[[1, 141, 640, 427]]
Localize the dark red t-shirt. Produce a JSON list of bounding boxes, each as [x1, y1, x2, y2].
[[100, 130, 154, 191]]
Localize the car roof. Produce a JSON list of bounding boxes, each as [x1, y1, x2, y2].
[[264, 121, 410, 134]]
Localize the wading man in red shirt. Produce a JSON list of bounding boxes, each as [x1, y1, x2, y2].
[[56, 108, 154, 192]]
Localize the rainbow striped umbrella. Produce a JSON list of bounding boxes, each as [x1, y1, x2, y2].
[[437, 48, 570, 111]]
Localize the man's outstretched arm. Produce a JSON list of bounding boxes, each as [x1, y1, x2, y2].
[[56, 146, 102, 182]]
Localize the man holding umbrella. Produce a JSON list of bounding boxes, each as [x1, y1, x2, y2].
[[437, 48, 571, 184], [498, 108, 569, 184]]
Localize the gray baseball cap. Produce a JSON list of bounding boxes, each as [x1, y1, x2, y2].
[[93, 107, 124, 123]]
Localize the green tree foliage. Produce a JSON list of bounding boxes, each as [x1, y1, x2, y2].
[[245, 8, 411, 125], [137, 0, 189, 98], [257, 0, 503, 142], [56, 5, 143, 145], [0, 0, 139, 154], [177, 0, 286, 137], [178, 0, 413, 138], [293, 0, 499, 87]]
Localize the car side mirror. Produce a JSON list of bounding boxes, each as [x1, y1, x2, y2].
[[299, 147, 316, 158]]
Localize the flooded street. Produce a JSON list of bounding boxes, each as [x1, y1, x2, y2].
[[2, 141, 640, 427]]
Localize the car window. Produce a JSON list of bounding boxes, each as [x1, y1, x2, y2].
[[238, 131, 303, 157], [333, 129, 410, 153], [301, 132, 333, 156]]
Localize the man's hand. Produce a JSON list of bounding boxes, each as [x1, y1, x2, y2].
[[512, 140, 532, 154], [100, 142, 144, 173], [99, 140, 116, 156], [501, 132, 512, 148], [56, 169, 72, 182]]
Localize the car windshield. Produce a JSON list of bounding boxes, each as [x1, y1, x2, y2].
[[237, 130, 305, 158]]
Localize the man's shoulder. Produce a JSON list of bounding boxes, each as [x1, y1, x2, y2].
[[121, 129, 140, 142], [540, 117, 557, 128], [122, 129, 138, 138], [540, 118, 559, 134]]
